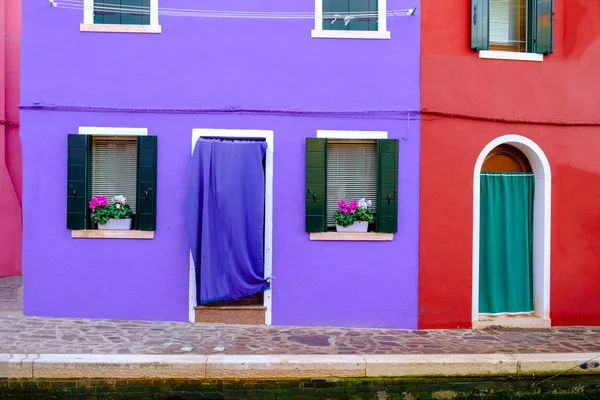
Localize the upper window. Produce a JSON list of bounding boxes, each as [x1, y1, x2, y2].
[[94, 0, 150, 25], [312, 0, 390, 39], [471, 0, 554, 56], [305, 137, 398, 234], [67, 132, 158, 232], [81, 0, 161, 33]]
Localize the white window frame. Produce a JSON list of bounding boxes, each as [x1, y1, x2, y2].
[[81, 0, 161, 34], [312, 0, 390, 40], [310, 129, 394, 241], [72, 126, 154, 239], [189, 129, 274, 325]]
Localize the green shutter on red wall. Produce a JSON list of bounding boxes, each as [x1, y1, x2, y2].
[[306, 138, 327, 232], [532, 0, 554, 55], [136, 136, 157, 231], [67, 134, 90, 230], [376, 139, 398, 233], [470, 0, 489, 51]]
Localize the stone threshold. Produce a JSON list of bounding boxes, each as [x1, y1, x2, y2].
[[2, 353, 600, 379], [194, 305, 266, 325], [473, 314, 551, 329]]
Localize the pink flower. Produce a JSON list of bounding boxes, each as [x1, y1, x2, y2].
[[348, 200, 358, 214], [89, 196, 108, 210]]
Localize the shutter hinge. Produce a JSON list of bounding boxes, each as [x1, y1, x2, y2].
[[473, 5, 477, 26]]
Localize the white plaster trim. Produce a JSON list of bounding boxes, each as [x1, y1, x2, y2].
[[311, 30, 391, 39], [80, 24, 162, 34], [479, 50, 544, 62], [316, 130, 388, 139], [472, 135, 551, 325], [83, 0, 159, 29], [313, 0, 388, 39], [190, 129, 274, 325], [78, 126, 148, 136]]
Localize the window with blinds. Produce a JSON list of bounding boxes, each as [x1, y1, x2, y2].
[[489, 0, 527, 52], [326, 140, 377, 227], [89, 137, 138, 212]]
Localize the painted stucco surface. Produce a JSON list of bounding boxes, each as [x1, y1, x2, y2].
[[22, 0, 421, 327], [419, 0, 600, 328], [0, 0, 22, 278]]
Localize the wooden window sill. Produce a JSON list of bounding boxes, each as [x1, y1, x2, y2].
[[80, 24, 162, 34], [309, 232, 393, 241], [71, 230, 154, 239]]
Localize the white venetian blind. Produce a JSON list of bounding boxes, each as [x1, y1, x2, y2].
[[326, 140, 377, 227], [490, 0, 527, 51], [90, 137, 138, 212]]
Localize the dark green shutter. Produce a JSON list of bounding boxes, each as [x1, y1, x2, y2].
[[532, 0, 554, 55], [348, 0, 378, 32], [324, 0, 350, 31], [136, 136, 157, 231], [470, 0, 489, 51], [376, 139, 398, 233], [95, 0, 121, 25], [121, 0, 150, 25], [67, 134, 90, 230], [306, 138, 327, 232]]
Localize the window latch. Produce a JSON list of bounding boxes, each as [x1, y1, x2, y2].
[[313, 193, 317, 203], [473, 5, 477, 26], [388, 193, 391, 205], [144, 187, 153, 201], [70, 184, 78, 202]]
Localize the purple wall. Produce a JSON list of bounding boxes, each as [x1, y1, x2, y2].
[[21, 0, 421, 328]]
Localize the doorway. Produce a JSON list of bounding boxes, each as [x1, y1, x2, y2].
[[479, 145, 534, 315], [189, 129, 274, 325], [472, 135, 551, 328]]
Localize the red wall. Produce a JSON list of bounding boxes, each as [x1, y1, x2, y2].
[[419, 0, 600, 328], [0, 0, 22, 278]]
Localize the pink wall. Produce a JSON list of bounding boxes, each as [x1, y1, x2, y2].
[[0, 0, 21, 277]]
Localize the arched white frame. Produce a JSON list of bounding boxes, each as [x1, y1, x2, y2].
[[189, 129, 274, 325], [472, 134, 551, 323]]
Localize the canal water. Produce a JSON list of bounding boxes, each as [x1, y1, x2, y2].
[[3, 376, 600, 399]]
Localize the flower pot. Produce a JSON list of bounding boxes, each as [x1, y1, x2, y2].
[[98, 218, 132, 230], [335, 221, 368, 233]]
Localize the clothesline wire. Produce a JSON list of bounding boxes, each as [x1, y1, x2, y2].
[[55, 0, 416, 19]]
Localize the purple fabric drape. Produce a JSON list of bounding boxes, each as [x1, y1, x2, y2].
[[186, 138, 269, 304]]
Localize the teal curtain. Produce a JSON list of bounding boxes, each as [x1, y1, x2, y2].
[[479, 173, 535, 314]]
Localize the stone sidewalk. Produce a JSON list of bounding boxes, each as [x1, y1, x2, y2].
[[2, 277, 600, 356]]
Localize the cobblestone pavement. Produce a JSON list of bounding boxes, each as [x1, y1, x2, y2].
[[2, 277, 600, 356]]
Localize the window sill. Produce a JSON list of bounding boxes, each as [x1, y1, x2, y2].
[[310, 232, 393, 241], [80, 24, 162, 34], [478, 50, 543, 62], [71, 230, 154, 239], [311, 29, 391, 40]]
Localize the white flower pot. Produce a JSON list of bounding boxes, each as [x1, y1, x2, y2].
[[98, 218, 132, 230], [335, 221, 368, 233]]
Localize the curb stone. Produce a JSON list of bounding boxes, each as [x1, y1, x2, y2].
[[1, 353, 600, 379]]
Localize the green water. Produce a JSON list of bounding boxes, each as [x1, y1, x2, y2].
[[3, 376, 600, 399]]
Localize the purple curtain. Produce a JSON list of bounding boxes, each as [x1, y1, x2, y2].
[[186, 138, 269, 305]]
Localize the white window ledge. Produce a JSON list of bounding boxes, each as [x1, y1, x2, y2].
[[479, 50, 543, 62], [80, 24, 162, 34], [311, 30, 391, 40], [71, 230, 154, 239], [310, 232, 393, 241]]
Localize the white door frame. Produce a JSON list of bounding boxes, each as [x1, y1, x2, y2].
[[472, 134, 551, 323], [189, 129, 274, 325]]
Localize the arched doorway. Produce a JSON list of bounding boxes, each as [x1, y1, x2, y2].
[[472, 135, 551, 328]]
